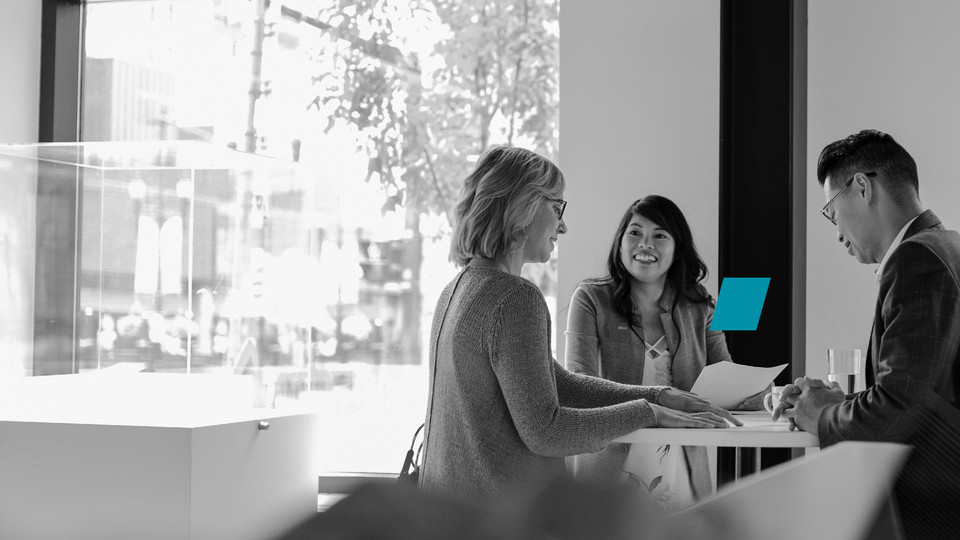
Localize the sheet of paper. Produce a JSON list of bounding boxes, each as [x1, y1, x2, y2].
[[689, 362, 787, 409]]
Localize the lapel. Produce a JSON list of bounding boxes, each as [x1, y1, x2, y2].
[[658, 285, 700, 389], [866, 209, 940, 387], [618, 318, 645, 383], [659, 285, 680, 357]]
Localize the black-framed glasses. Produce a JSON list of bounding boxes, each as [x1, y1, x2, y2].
[[547, 197, 567, 220], [821, 171, 876, 225]]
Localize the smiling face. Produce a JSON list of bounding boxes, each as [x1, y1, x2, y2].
[[522, 196, 568, 263], [619, 213, 675, 286]]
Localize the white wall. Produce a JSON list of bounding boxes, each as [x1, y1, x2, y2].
[[0, 1, 42, 143], [557, 0, 720, 362], [806, 0, 960, 379]]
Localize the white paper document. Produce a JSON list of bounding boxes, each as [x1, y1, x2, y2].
[[689, 362, 788, 409]]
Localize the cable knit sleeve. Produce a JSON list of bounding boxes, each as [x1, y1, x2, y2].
[[554, 360, 665, 408], [486, 281, 658, 457]]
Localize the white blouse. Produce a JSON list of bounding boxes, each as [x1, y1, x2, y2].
[[621, 335, 695, 509]]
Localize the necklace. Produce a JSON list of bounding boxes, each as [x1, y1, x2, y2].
[[630, 300, 668, 362]]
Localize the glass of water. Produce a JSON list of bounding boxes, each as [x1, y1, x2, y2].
[[827, 348, 863, 394]]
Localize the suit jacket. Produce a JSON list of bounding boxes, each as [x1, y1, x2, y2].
[[565, 280, 732, 499], [817, 209, 960, 539]]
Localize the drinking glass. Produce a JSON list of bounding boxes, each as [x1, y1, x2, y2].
[[827, 348, 863, 394]]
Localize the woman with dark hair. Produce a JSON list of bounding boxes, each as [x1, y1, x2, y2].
[[420, 151, 740, 505], [565, 195, 762, 508]]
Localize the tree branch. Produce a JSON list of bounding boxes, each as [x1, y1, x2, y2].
[[507, 0, 530, 144], [421, 143, 447, 206], [280, 5, 420, 75]]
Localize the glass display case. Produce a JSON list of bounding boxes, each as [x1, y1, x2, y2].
[[0, 140, 437, 474], [1, 142, 294, 381]]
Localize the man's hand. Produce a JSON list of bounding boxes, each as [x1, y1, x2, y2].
[[657, 387, 743, 426], [772, 377, 845, 432]]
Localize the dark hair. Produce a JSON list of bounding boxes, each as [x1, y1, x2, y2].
[[816, 129, 919, 202], [592, 195, 711, 338]]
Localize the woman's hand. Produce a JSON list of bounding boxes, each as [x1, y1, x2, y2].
[[649, 403, 731, 428], [657, 387, 743, 426]]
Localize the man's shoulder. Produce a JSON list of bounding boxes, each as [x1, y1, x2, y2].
[[886, 228, 960, 294], [903, 227, 960, 266]]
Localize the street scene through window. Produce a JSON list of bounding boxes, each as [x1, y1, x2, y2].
[[39, 0, 562, 474]]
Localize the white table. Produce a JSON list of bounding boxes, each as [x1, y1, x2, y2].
[[614, 412, 819, 447], [613, 412, 820, 484]]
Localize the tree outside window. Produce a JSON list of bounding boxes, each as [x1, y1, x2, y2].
[[76, 0, 558, 474]]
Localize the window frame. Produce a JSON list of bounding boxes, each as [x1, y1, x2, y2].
[[37, 0, 85, 376], [38, 0, 408, 493]]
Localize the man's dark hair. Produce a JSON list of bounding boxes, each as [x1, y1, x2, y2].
[[816, 129, 919, 202]]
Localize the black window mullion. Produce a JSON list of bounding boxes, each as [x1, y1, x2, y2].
[[717, 0, 807, 481], [36, 0, 85, 375]]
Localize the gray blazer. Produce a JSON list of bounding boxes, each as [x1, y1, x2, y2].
[[816, 210, 960, 538], [565, 280, 732, 499]]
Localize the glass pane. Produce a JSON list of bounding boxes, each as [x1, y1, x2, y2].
[[75, 0, 559, 475], [0, 150, 39, 379]]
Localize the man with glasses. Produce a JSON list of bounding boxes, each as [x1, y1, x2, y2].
[[774, 129, 960, 538]]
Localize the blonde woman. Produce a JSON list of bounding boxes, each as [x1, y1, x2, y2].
[[419, 148, 739, 505]]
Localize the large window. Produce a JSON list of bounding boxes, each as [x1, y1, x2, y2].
[[26, 0, 559, 475]]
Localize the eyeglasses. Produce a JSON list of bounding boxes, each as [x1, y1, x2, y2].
[[821, 171, 876, 225], [546, 197, 567, 220]]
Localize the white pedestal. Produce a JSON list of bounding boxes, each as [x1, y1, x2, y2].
[[678, 441, 910, 540], [0, 373, 319, 540]]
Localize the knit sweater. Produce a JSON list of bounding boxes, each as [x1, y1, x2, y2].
[[419, 266, 664, 504]]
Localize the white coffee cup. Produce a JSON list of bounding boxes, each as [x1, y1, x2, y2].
[[763, 386, 786, 417]]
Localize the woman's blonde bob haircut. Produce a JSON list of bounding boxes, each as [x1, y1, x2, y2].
[[450, 146, 565, 266]]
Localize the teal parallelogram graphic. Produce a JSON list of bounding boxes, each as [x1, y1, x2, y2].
[[709, 277, 770, 331]]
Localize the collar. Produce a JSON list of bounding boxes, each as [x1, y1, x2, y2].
[[875, 215, 920, 282]]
